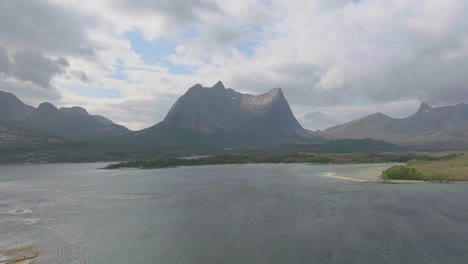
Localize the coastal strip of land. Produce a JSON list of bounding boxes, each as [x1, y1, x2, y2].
[[382, 152, 468, 182], [321, 172, 468, 184], [104, 152, 449, 170], [104, 152, 468, 183], [0, 246, 39, 264]]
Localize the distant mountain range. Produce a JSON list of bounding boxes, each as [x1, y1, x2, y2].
[[321, 102, 468, 149], [1, 83, 467, 150], [0, 90, 130, 140]]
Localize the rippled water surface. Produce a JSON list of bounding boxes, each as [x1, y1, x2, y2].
[[1, 163, 468, 263]]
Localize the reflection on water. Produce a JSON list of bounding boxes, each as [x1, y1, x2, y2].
[[1, 163, 468, 264]]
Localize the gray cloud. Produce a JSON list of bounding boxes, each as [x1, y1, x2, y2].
[[0, 47, 10, 75], [2, 0, 468, 131], [0, 79, 62, 104], [12, 50, 69, 89], [0, 0, 94, 56], [300, 112, 341, 131], [71, 71, 90, 83], [208, 24, 243, 45], [118, 0, 219, 25], [232, 64, 350, 107], [0, 0, 96, 94]]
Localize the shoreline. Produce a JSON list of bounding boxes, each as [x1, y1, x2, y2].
[[0, 246, 39, 264], [103, 162, 397, 170], [105, 162, 468, 184]]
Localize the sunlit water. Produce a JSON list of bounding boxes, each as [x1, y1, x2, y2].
[[1, 163, 468, 263]]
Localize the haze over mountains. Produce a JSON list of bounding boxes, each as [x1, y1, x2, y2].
[[321, 102, 468, 149], [0, 122, 67, 145], [0, 90, 130, 140], [1, 82, 468, 150], [0, 82, 321, 147]]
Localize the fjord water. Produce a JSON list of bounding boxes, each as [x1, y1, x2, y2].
[[1, 164, 468, 264]]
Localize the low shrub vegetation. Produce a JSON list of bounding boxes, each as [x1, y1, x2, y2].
[[381, 153, 467, 181], [381, 166, 424, 180]]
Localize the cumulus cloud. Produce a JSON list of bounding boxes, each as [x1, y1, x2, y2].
[[0, 79, 62, 105], [117, 0, 219, 25], [11, 50, 69, 89], [2, 0, 468, 130], [70, 71, 90, 83], [0, 47, 10, 75], [296, 112, 341, 131], [0, 0, 95, 55]]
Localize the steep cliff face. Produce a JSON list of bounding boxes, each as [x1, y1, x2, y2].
[[163, 82, 240, 135], [137, 81, 321, 146], [164, 81, 311, 134]]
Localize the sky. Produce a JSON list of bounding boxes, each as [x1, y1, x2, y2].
[[1, 0, 468, 131]]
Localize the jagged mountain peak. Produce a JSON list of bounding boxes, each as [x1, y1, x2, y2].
[[321, 101, 468, 149], [257, 87, 284, 101], [268, 87, 283, 93], [212, 80, 225, 89], [418, 102, 432, 112], [187, 83, 203, 92], [157, 82, 320, 145]]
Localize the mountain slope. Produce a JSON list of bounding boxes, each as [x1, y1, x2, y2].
[[0, 122, 67, 145], [126, 81, 321, 147], [0, 90, 131, 140], [321, 102, 468, 149]]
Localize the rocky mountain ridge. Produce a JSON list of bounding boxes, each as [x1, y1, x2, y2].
[[132, 81, 321, 146], [321, 102, 468, 149], [0, 90, 130, 140]]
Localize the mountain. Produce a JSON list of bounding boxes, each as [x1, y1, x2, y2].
[[321, 102, 468, 149], [0, 90, 131, 140], [0, 122, 67, 145], [266, 139, 404, 154], [126, 81, 322, 147]]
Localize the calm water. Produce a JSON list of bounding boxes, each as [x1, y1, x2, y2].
[[1, 163, 468, 264]]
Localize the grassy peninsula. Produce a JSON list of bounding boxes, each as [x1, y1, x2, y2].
[[382, 152, 468, 181]]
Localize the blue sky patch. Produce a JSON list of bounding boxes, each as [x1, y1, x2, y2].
[[234, 40, 257, 57], [68, 83, 122, 99], [124, 29, 195, 75], [109, 59, 127, 80]]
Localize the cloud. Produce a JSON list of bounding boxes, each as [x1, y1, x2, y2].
[[11, 50, 69, 89], [0, 79, 62, 106], [0, 0, 95, 56], [2, 0, 468, 131], [296, 112, 341, 131], [117, 0, 219, 25], [70, 71, 90, 83], [0, 47, 10, 75]]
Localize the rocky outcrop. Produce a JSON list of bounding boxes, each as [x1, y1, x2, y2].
[[136, 81, 321, 146]]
